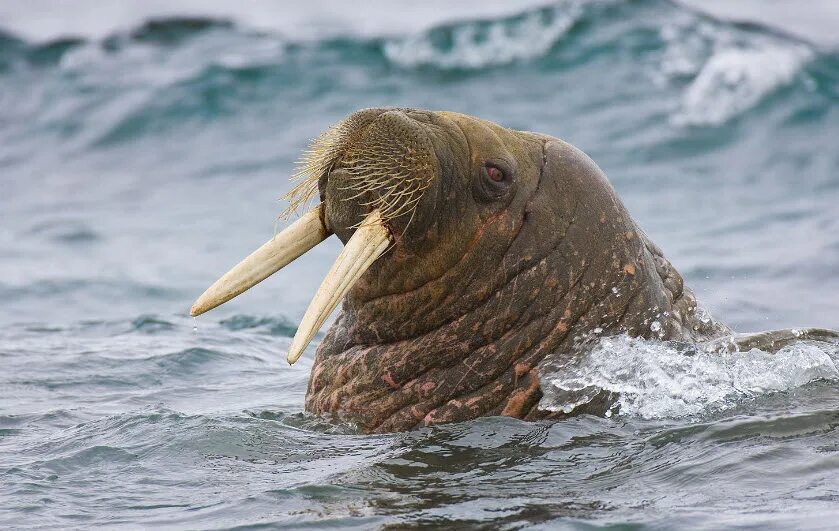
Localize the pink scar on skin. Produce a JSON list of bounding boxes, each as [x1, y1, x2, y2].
[[465, 395, 483, 407], [309, 365, 325, 392], [501, 369, 540, 417], [381, 370, 400, 389], [410, 405, 426, 421], [422, 398, 467, 425]]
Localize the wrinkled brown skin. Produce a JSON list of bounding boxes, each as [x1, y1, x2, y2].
[[304, 108, 730, 433]]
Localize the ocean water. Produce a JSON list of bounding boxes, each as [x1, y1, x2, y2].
[[2, 0, 839, 528]]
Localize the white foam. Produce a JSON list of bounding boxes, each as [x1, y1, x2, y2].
[[539, 335, 839, 419], [674, 43, 813, 126], [655, 12, 816, 126], [383, 3, 582, 70], [656, 16, 718, 82]]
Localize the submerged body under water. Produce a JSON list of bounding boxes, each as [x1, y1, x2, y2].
[[1, 0, 839, 528]]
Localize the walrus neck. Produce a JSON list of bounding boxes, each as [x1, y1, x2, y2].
[[304, 218, 729, 432]]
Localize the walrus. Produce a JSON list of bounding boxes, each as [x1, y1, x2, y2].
[[190, 108, 838, 433]]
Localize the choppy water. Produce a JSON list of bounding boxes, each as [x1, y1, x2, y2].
[[2, 0, 839, 528]]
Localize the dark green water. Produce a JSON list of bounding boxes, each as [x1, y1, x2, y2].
[[2, 0, 839, 528]]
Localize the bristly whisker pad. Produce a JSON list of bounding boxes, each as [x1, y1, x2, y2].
[[282, 110, 436, 228]]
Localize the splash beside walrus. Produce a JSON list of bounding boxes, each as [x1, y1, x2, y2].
[[190, 108, 836, 433]]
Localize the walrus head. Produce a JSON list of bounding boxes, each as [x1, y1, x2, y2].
[[191, 108, 727, 432]]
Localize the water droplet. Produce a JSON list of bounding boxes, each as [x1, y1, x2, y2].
[[650, 321, 662, 333]]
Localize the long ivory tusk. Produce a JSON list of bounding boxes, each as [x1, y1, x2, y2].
[[287, 209, 391, 364], [190, 205, 329, 317]]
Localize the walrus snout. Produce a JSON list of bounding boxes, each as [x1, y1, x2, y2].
[[319, 109, 441, 244], [191, 109, 451, 364]]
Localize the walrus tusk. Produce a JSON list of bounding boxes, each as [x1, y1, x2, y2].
[[190, 205, 329, 317], [287, 209, 391, 364]]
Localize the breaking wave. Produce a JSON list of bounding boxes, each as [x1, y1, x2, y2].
[[1, 0, 835, 130], [657, 15, 817, 126], [539, 335, 839, 419], [382, 2, 584, 69]]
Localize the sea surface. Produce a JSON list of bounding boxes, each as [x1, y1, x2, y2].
[[2, 0, 839, 528]]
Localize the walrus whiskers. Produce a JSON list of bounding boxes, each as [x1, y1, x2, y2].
[[282, 111, 435, 228], [281, 115, 362, 218]]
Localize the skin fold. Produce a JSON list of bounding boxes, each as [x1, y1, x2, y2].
[[300, 108, 735, 433]]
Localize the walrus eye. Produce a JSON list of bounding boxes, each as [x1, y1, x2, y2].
[[486, 165, 504, 182], [474, 160, 515, 202]]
